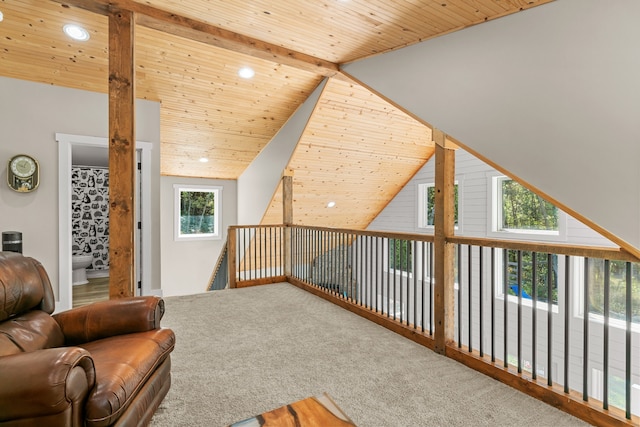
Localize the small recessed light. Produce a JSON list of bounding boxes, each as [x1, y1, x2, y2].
[[0, 11, 4, 22], [327, 201, 336, 208], [63, 24, 90, 41], [199, 157, 209, 163], [238, 67, 255, 79]]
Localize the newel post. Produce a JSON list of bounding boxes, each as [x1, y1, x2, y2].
[[283, 169, 294, 277], [433, 129, 456, 354]]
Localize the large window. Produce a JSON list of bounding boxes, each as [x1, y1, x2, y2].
[[585, 259, 640, 324], [174, 185, 221, 240], [418, 182, 459, 229], [490, 176, 564, 240]]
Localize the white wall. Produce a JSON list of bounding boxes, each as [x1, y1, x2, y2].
[[344, 0, 640, 254], [160, 176, 237, 296], [237, 79, 326, 225], [0, 77, 161, 299]]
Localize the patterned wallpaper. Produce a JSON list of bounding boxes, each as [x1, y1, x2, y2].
[[71, 167, 109, 271]]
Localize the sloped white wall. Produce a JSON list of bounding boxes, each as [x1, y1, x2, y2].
[[237, 79, 327, 225], [344, 0, 640, 253]]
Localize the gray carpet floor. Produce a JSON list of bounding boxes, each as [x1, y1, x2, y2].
[[149, 283, 590, 427]]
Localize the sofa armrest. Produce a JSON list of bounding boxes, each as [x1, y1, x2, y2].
[[0, 347, 95, 422], [53, 296, 165, 345]]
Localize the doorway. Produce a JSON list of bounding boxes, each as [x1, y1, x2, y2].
[[56, 133, 152, 311]]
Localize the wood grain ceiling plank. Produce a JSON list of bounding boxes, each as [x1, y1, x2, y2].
[[53, 0, 339, 76]]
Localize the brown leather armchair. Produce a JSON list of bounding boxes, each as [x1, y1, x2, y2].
[[0, 252, 175, 426]]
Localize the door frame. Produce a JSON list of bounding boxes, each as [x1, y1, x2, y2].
[[56, 133, 152, 311]]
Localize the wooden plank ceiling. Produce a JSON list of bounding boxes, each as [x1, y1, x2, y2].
[[0, 0, 552, 229]]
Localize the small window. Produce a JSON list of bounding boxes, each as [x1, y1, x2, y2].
[[174, 185, 221, 240], [418, 182, 459, 229]]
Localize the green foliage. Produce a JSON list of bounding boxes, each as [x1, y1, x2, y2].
[[587, 260, 640, 323], [389, 239, 412, 273], [501, 180, 557, 231], [426, 184, 458, 226], [180, 190, 216, 234], [506, 250, 558, 304]]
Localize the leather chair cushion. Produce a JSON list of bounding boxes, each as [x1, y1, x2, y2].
[[0, 310, 64, 356], [0, 252, 55, 321], [79, 328, 175, 427]]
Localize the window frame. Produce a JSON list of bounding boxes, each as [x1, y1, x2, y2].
[[493, 248, 561, 312], [487, 173, 566, 242], [572, 257, 640, 331], [174, 184, 222, 241], [417, 180, 462, 232]]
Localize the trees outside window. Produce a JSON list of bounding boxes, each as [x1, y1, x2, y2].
[[586, 259, 640, 324], [418, 182, 459, 229], [389, 239, 412, 273], [174, 185, 221, 240], [497, 177, 558, 232], [505, 250, 558, 305]]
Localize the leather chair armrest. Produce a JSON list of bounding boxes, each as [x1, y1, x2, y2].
[[0, 347, 95, 422], [53, 296, 165, 345]]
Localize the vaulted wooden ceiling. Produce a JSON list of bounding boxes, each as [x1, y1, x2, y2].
[[0, 0, 552, 229]]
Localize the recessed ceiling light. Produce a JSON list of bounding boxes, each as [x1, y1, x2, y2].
[[0, 11, 4, 22], [327, 201, 336, 208], [63, 24, 90, 41], [238, 66, 255, 79], [199, 157, 209, 163]]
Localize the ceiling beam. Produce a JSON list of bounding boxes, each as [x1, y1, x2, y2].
[[52, 0, 340, 77]]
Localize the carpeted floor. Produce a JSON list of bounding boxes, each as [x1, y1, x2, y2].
[[149, 283, 590, 427]]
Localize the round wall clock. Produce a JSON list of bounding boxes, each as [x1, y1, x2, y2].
[[7, 154, 39, 192]]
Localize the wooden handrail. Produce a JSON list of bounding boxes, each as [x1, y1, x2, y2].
[[448, 236, 640, 263]]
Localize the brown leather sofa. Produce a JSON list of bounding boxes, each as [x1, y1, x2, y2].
[[0, 252, 175, 426]]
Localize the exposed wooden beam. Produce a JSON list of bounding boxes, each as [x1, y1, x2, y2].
[[433, 129, 456, 355], [52, 0, 339, 77], [108, 8, 136, 298]]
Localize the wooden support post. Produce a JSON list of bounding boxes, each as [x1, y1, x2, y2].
[[108, 9, 136, 299], [433, 129, 456, 354], [283, 169, 293, 277], [228, 228, 237, 289]]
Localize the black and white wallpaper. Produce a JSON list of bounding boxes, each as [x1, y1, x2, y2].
[[71, 167, 109, 271]]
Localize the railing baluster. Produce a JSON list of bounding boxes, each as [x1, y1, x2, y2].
[[242, 228, 246, 281], [583, 258, 589, 402], [603, 259, 610, 409], [491, 247, 495, 363], [468, 245, 473, 352], [386, 238, 390, 318], [547, 253, 553, 387], [532, 252, 537, 380], [564, 256, 570, 394], [479, 246, 484, 358], [458, 244, 462, 349], [430, 242, 434, 336], [414, 241, 418, 329], [503, 249, 508, 368], [421, 241, 426, 332], [625, 261, 632, 420], [517, 250, 522, 373]]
